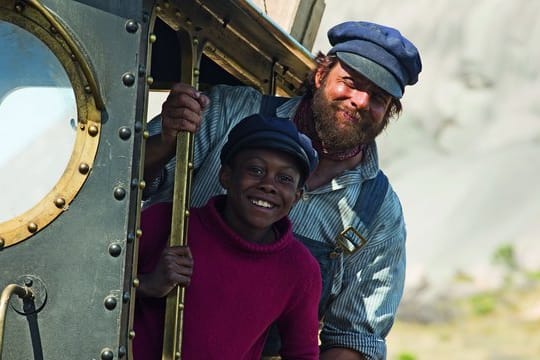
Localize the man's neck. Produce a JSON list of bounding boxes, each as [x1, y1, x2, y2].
[[305, 150, 363, 191]]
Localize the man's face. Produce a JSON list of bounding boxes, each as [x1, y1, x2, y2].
[[312, 61, 392, 151], [219, 148, 302, 241]]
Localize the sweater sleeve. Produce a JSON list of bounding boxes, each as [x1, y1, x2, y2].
[[277, 253, 322, 360]]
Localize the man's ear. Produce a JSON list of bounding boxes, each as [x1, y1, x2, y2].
[[218, 165, 232, 190], [314, 67, 324, 89]]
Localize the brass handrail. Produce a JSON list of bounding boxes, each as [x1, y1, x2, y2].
[[0, 284, 34, 359], [160, 27, 200, 359]]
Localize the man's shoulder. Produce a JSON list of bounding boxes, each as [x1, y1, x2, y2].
[[209, 84, 262, 97]]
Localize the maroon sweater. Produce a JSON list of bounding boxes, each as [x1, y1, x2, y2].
[[133, 196, 322, 359]]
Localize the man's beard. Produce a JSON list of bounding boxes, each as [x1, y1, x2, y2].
[[311, 86, 387, 152]]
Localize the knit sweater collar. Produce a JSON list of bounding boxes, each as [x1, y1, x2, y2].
[[202, 195, 294, 254]]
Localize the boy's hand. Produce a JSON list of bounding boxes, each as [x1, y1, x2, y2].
[[138, 245, 194, 298]]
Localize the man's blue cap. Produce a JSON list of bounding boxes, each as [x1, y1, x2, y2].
[[220, 114, 318, 184], [328, 21, 422, 98]]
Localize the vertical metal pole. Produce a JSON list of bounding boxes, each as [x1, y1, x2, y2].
[[161, 29, 201, 360]]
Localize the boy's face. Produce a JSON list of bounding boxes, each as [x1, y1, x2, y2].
[[219, 148, 302, 238]]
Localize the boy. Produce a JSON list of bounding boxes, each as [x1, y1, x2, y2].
[[133, 114, 321, 359]]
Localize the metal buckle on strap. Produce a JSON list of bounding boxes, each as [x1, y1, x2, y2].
[[336, 226, 367, 254]]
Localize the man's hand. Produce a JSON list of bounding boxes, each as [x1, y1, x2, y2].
[[144, 83, 210, 182], [160, 83, 210, 147], [320, 348, 366, 360], [137, 245, 194, 298]]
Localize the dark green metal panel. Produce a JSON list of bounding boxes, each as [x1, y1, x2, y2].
[[0, 0, 150, 358]]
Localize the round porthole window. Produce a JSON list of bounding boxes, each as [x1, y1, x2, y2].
[[0, 2, 103, 248]]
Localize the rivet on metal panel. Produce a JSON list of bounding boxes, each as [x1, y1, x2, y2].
[[118, 345, 127, 358], [104, 296, 117, 310], [88, 125, 99, 136], [134, 121, 143, 133], [125, 20, 139, 33], [185, 210, 190, 217], [146, 76, 154, 85], [122, 291, 130, 303], [131, 178, 139, 188], [109, 244, 122, 257], [149, 34, 157, 43], [100, 348, 114, 360], [138, 65, 146, 77], [54, 198, 66, 209], [27, 222, 38, 233], [143, 130, 150, 139], [129, 330, 136, 339], [113, 187, 126, 201], [122, 73, 136, 87], [133, 278, 140, 288], [78, 162, 90, 174], [119, 127, 132, 140], [139, 180, 146, 190], [136, 229, 143, 238], [193, 68, 200, 76]]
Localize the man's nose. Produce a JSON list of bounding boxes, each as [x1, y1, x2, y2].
[[350, 89, 370, 110]]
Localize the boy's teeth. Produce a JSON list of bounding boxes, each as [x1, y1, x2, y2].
[[252, 199, 272, 208]]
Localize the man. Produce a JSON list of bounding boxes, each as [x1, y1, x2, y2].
[[143, 21, 422, 360]]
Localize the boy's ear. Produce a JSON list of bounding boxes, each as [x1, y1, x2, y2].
[[293, 187, 303, 204], [218, 165, 232, 189]]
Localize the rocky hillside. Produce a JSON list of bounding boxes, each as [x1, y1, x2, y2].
[[313, 0, 540, 301]]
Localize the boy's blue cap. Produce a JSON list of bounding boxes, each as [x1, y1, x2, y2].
[[327, 21, 422, 98], [220, 114, 318, 183]]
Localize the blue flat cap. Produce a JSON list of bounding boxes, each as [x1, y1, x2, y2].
[[328, 21, 422, 98], [220, 114, 318, 184]]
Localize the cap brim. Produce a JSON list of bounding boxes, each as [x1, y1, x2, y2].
[[336, 52, 402, 98]]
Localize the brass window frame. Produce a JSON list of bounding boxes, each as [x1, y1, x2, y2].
[[0, 0, 103, 249]]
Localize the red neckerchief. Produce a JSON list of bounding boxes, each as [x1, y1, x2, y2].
[[293, 97, 365, 161]]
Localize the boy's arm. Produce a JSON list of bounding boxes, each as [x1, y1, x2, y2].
[[278, 261, 322, 360]]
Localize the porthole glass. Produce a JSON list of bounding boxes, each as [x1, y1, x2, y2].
[[0, 20, 77, 223], [0, 2, 102, 248]]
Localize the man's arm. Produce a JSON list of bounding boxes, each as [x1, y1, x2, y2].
[[320, 348, 366, 360], [319, 190, 407, 359]]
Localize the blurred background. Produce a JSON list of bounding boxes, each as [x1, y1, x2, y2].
[[255, 0, 540, 358]]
